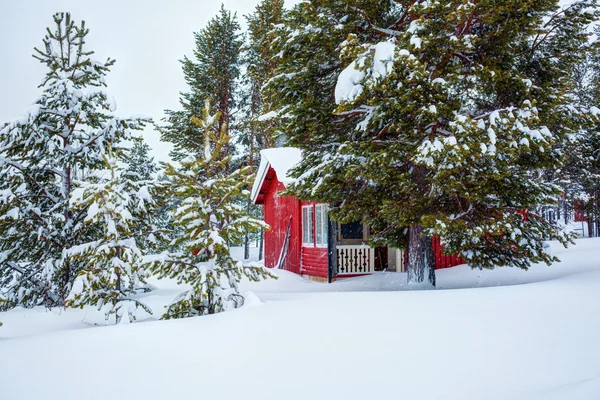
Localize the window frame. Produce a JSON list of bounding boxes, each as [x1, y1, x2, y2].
[[301, 205, 315, 247], [315, 204, 328, 248]]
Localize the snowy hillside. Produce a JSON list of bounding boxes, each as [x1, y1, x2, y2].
[[1, 239, 599, 400]]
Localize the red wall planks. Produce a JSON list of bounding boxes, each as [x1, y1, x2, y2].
[[263, 170, 301, 274], [301, 246, 329, 277], [432, 236, 465, 270]]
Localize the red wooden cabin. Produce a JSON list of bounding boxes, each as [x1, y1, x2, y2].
[[251, 148, 465, 282]]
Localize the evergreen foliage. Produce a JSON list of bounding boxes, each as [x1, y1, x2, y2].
[[65, 160, 164, 324], [0, 13, 148, 309], [125, 140, 158, 181], [159, 5, 243, 161], [237, 0, 287, 259], [554, 39, 600, 231], [244, 0, 286, 149], [268, 1, 599, 284], [264, 0, 388, 153], [146, 100, 274, 319]]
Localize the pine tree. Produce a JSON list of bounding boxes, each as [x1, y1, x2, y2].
[[0, 13, 148, 309], [245, 0, 285, 149], [65, 159, 163, 323], [264, 1, 387, 153], [125, 140, 158, 181], [238, 0, 286, 260], [146, 100, 274, 319], [269, 1, 599, 285], [552, 33, 600, 235], [159, 5, 243, 162]]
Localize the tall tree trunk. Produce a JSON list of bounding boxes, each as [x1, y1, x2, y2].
[[407, 224, 436, 287], [244, 197, 251, 260], [60, 138, 73, 304], [259, 228, 264, 261], [407, 164, 435, 286], [563, 194, 569, 224], [244, 123, 255, 261]]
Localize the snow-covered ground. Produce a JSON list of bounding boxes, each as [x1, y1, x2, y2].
[[1, 239, 599, 400]]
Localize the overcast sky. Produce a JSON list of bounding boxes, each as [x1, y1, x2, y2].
[[0, 0, 299, 163]]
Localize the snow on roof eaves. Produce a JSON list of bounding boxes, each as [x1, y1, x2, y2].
[[250, 147, 303, 204]]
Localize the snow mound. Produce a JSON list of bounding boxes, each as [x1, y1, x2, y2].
[[241, 291, 262, 308]]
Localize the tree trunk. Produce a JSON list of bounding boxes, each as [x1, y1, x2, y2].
[[259, 228, 264, 261], [244, 116, 255, 261], [407, 224, 436, 287], [244, 197, 251, 260], [563, 195, 569, 224]]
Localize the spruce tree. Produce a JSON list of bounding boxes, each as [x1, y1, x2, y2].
[[553, 39, 600, 235], [238, 0, 286, 260], [245, 0, 285, 149], [146, 100, 273, 319], [65, 159, 163, 324], [125, 140, 158, 181], [269, 1, 599, 285], [0, 13, 148, 309], [159, 5, 243, 162], [264, 1, 387, 154]]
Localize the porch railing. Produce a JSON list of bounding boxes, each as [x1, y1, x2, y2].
[[336, 245, 375, 275]]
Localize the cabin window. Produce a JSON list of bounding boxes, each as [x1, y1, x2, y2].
[[302, 206, 314, 246], [340, 221, 363, 240], [315, 204, 328, 247]]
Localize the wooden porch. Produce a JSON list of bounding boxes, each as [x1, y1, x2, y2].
[[336, 245, 407, 275]]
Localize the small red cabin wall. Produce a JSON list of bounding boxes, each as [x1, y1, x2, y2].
[[299, 201, 329, 278], [263, 170, 301, 274], [432, 236, 465, 269]]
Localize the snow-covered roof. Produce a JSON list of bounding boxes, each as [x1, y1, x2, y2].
[[250, 147, 303, 204]]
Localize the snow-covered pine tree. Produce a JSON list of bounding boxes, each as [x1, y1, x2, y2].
[[264, 1, 387, 155], [0, 13, 148, 309], [65, 158, 164, 324], [552, 34, 600, 235], [245, 0, 285, 150], [159, 5, 243, 162], [146, 100, 274, 319], [269, 1, 599, 286], [125, 140, 158, 181], [238, 0, 286, 260]]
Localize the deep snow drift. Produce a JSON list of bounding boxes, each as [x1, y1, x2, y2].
[[1, 239, 599, 400]]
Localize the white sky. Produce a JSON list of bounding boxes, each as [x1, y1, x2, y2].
[[0, 0, 299, 163]]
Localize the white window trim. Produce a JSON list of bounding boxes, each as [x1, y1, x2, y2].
[[315, 204, 328, 248], [302, 205, 314, 247]]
